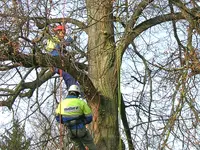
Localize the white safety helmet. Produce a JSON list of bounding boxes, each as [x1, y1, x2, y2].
[[68, 85, 81, 93]]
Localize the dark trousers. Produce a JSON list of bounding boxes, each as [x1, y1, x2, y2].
[[69, 126, 96, 150]]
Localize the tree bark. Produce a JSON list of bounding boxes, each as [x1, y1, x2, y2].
[[86, 0, 120, 149]]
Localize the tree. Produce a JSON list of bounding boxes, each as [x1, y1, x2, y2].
[[0, 119, 30, 150], [1, 0, 200, 149]]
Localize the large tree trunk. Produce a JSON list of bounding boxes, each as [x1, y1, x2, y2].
[[86, 0, 120, 149]]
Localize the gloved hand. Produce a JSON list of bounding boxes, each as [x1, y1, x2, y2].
[[73, 35, 77, 41], [55, 44, 61, 50], [65, 36, 73, 45], [56, 115, 64, 124]]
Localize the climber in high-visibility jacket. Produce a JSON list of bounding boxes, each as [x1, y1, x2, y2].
[[55, 85, 97, 150], [46, 25, 75, 56]]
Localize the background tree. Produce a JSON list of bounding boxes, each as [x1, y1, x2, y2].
[[1, 0, 200, 149], [0, 119, 30, 150]]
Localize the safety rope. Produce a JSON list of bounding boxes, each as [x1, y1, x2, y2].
[[59, 69, 63, 150], [58, 0, 67, 148], [92, 94, 101, 133], [58, 1, 68, 149], [47, 1, 64, 149], [117, 46, 122, 150], [116, 0, 122, 149]]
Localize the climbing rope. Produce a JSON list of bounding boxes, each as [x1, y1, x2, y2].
[[116, 0, 122, 149], [58, 0, 66, 148], [59, 69, 63, 150], [47, 1, 64, 149], [92, 94, 100, 134], [58, 0, 68, 149]]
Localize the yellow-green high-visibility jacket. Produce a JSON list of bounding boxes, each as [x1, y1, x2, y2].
[[46, 36, 60, 52], [55, 95, 93, 129]]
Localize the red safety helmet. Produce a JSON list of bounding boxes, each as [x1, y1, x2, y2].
[[53, 25, 66, 32]]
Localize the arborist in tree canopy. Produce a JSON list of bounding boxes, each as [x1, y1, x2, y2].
[[55, 85, 97, 150], [46, 25, 76, 56], [46, 25, 80, 93]]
